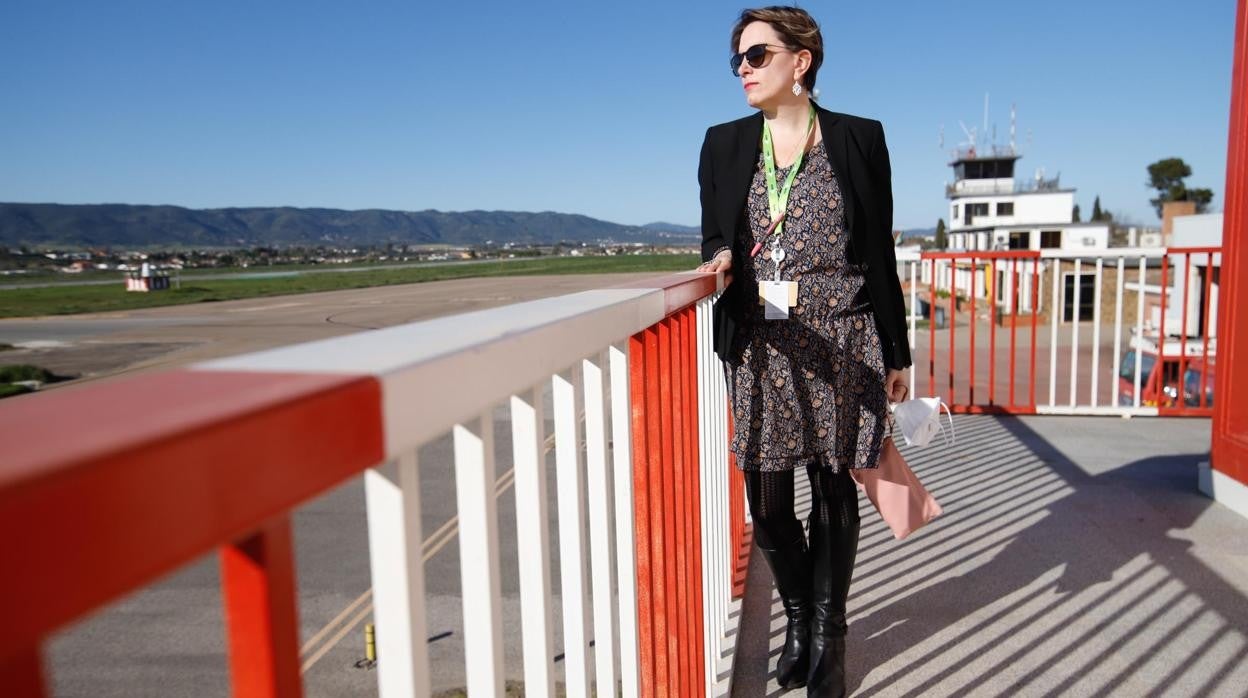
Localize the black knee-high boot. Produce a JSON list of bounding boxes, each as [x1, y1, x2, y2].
[[806, 468, 860, 697], [744, 468, 811, 690], [756, 533, 812, 689]]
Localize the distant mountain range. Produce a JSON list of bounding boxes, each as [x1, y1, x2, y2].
[[0, 203, 702, 249], [0, 202, 939, 249]]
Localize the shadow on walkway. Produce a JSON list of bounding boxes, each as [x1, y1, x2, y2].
[[732, 414, 1248, 697]]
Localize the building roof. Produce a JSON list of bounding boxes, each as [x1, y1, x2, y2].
[[950, 221, 1112, 233], [948, 187, 1077, 200]]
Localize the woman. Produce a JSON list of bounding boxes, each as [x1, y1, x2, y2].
[[695, 7, 911, 696]]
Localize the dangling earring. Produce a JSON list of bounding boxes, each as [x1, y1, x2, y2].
[[792, 81, 803, 96]]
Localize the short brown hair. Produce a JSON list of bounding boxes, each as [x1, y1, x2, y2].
[[730, 6, 823, 91]]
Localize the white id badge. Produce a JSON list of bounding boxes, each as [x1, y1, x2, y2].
[[762, 280, 793, 320]]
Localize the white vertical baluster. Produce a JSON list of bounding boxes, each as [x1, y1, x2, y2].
[[365, 452, 431, 698], [609, 343, 640, 698], [712, 294, 728, 654], [1113, 257, 1126, 409], [910, 260, 918, 398], [702, 295, 721, 673], [554, 369, 592, 697], [1091, 258, 1104, 406], [1049, 258, 1061, 406], [714, 294, 727, 679], [697, 297, 717, 695], [582, 356, 617, 696], [1134, 257, 1146, 407], [453, 417, 504, 696], [1070, 258, 1082, 407], [510, 388, 556, 697]]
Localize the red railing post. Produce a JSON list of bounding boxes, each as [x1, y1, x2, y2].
[[949, 257, 957, 404], [1, 645, 47, 698], [666, 316, 689, 698], [645, 326, 669, 696], [628, 333, 656, 698], [684, 308, 706, 698], [989, 257, 997, 407], [221, 515, 302, 698], [969, 255, 977, 406], [1180, 253, 1193, 405], [1010, 259, 1019, 408], [656, 319, 680, 696], [929, 258, 937, 399], [1202, 251, 1215, 408], [1030, 258, 1041, 410]]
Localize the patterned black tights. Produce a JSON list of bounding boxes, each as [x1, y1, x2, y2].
[[744, 463, 860, 549]]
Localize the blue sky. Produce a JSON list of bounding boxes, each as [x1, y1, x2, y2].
[[0, 1, 1235, 231]]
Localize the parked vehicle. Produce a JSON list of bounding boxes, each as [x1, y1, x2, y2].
[[1118, 331, 1215, 408]]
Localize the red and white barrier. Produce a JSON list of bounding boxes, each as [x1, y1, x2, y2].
[[0, 271, 749, 698], [897, 246, 1220, 418]]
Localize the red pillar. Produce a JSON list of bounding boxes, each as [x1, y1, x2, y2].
[[1209, 0, 1248, 515], [221, 515, 303, 698]]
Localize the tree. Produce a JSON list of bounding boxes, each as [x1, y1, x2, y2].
[[934, 218, 947, 250], [1147, 157, 1215, 217], [1091, 196, 1103, 222], [1072, 204, 1081, 222]]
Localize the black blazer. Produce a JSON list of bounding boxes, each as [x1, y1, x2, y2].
[[698, 101, 913, 371]]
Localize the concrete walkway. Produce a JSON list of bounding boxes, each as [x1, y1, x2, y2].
[[731, 414, 1248, 697]]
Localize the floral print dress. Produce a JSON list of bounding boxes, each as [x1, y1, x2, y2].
[[725, 139, 889, 473]]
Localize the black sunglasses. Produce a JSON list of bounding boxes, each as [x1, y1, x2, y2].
[[730, 43, 790, 77]]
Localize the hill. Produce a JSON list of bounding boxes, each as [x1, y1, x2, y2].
[[0, 203, 701, 249]]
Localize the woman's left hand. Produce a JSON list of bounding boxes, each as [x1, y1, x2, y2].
[[885, 368, 909, 404]]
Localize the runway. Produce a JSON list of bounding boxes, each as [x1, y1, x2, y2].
[[0, 272, 662, 385]]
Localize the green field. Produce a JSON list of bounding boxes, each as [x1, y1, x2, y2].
[[0, 259, 466, 285], [0, 254, 701, 318]]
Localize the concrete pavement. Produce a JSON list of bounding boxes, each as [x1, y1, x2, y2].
[[731, 414, 1247, 696]]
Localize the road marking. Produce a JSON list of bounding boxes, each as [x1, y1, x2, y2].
[[226, 302, 306, 313], [299, 423, 561, 673], [301, 602, 376, 673], [299, 589, 373, 655]]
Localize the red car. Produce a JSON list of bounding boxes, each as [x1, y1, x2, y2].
[[1118, 334, 1215, 409]]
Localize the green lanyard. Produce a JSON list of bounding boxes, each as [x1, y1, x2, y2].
[[761, 103, 816, 241]]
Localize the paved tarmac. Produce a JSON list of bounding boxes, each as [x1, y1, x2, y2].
[[731, 413, 1247, 696], [0, 272, 662, 385]]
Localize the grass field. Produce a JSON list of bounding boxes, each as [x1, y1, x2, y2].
[[0, 258, 494, 285], [0, 254, 700, 318]]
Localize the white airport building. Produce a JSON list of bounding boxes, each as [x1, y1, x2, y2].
[[944, 145, 1110, 253], [920, 137, 1111, 318]]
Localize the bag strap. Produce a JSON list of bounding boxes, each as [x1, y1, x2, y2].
[[937, 400, 956, 446]]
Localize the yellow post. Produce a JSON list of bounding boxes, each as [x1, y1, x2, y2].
[[365, 624, 376, 663]]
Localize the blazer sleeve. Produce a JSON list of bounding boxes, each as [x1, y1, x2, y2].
[[698, 128, 728, 263], [868, 121, 913, 370]]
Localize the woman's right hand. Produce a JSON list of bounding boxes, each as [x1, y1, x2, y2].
[[696, 249, 734, 286]]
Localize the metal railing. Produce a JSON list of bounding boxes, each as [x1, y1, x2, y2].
[[898, 247, 1220, 417], [0, 271, 751, 698]]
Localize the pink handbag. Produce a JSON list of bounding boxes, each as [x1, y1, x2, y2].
[[850, 435, 943, 540]]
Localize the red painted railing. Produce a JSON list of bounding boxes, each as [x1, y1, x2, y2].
[[0, 271, 750, 697], [901, 247, 1220, 417], [0, 371, 385, 695]]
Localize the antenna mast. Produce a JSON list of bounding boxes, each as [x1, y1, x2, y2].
[[983, 93, 990, 143], [1010, 103, 1017, 153]]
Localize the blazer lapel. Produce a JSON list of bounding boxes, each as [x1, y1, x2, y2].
[[716, 104, 858, 250], [716, 111, 763, 244], [817, 105, 856, 236]]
